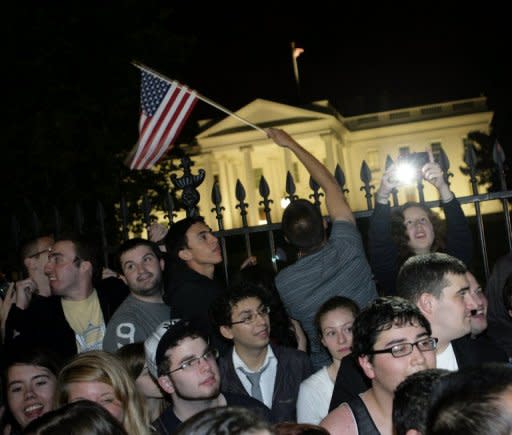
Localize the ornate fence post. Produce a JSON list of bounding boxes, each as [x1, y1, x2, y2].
[[171, 155, 205, 218], [235, 179, 252, 257], [493, 140, 512, 250], [464, 138, 489, 277], [259, 176, 277, 272], [360, 161, 374, 210]]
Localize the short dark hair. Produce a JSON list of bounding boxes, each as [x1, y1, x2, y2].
[[4, 346, 63, 380], [396, 252, 467, 303], [164, 216, 205, 262], [155, 320, 208, 377], [54, 233, 102, 282], [393, 368, 449, 435], [117, 238, 162, 271], [175, 406, 273, 435], [210, 282, 271, 328], [351, 296, 432, 359], [282, 199, 324, 251], [427, 363, 512, 435], [314, 296, 360, 339]]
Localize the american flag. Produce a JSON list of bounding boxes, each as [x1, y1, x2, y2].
[[129, 70, 198, 170]]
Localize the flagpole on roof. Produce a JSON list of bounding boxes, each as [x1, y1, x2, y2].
[[132, 61, 265, 134]]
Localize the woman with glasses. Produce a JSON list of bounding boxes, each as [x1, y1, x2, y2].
[[56, 350, 150, 435], [297, 296, 360, 424]]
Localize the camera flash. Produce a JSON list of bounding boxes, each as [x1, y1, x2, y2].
[[394, 162, 417, 185]]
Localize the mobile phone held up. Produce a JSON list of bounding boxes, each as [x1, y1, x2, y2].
[[394, 152, 429, 185]]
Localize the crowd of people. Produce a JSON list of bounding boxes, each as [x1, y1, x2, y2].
[[1, 128, 511, 435]]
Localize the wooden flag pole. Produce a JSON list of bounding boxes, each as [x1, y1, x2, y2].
[[132, 61, 266, 134]]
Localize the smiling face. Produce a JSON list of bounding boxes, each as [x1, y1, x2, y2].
[[466, 271, 488, 336], [221, 297, 271, 354], [66, 381, 124, 422], [120, 244, 164, 299], [359, 323, 436, 395], [7, 364, 57, 428], [320, 307, 356, 361], [44, 240, 83, 297], [403, 206, 435, 254]]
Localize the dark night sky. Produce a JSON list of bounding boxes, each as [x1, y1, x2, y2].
[[6, 3, 512, 147], [175, 5, 510, 125]]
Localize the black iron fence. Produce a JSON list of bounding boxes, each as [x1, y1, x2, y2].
[[2, 143, 511, 285]]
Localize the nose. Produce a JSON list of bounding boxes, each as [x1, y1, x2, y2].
[[465, 291, 480, 310], [336, 331, 347, 345], [410, 344, 427, 364], [198, 356, 213, 373], [24, 387, 36, 400], [44, 261, 53, 276]]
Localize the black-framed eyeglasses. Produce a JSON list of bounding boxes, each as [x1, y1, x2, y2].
[[27, 247, 51, 259], [230, 305, 271, 325], [365, 337, 438, 358], [167, 348, 219, 375]]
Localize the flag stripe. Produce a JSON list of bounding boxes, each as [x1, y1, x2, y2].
[[129, 72, 198, 170], [132, 83, 180, 169], [134, 84, 181, 169], [144, 91, 198, 168], [138, 86, 194, 169]]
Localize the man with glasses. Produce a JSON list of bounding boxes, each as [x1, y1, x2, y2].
[[4, 234, 127, 360], [152, 319, 271, 433], [211, 283, 311, 422], [321, 297, 437, 435]]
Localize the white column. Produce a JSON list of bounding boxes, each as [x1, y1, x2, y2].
[[240, 145, 258, 225], [321, 132, 337, 172]]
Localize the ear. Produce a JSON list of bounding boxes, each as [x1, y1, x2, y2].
[[80, 260, 93, 274], [157, 375, 175, 395], [417, 292, 433, 316], [178, 248, 192, 262], [159, 258, 165, 271], [358, 355, 376, 380], [220, 325, 234, 340], [406, 429, 422, 435]]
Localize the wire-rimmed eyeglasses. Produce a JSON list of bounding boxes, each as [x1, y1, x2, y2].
[[167, 348, 219, 375], [365, 337, 438, 358], [230, 305, 271, 326]]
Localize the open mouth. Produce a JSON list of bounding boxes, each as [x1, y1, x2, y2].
[[24, 403, 44, 420]]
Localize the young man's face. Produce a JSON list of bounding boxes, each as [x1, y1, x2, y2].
[[179, 222, 222, 266], [359, 323, 436, 395], [44, 240, 83, 296], [160, 337, 220, 400], [466, 271, 488, 336], [120, 244, 164, 298], [221, 297, 271, 352], [431, 272, 476, 342]]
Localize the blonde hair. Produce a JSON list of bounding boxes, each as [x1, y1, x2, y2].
[[57, 351, 150, 435]]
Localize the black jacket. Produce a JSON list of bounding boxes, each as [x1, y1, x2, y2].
[[218, 344, 312, 422]]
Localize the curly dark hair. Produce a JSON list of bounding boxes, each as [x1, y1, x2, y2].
[[391, 202, 446, 264]]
